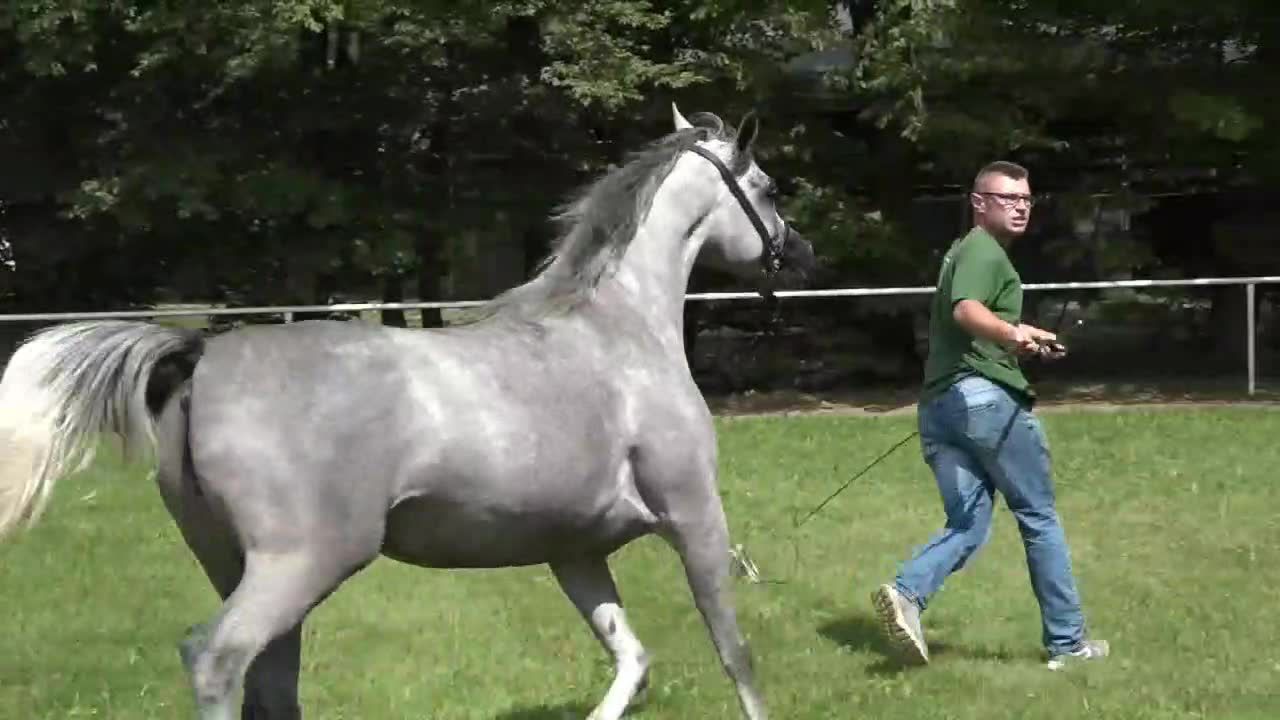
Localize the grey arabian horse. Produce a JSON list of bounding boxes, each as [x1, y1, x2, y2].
[[0, 104, 814, 720]]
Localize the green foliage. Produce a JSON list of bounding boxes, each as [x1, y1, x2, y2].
[[538, 1, 702, 108], [0, 0, 1276, 313], [1, 0, 844, 309], [841, 0, 1274, 178]]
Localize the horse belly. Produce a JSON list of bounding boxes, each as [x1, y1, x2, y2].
[[379, 461, 659, 569]]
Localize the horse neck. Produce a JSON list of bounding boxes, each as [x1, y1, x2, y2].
[[601, 163, 715, 352]]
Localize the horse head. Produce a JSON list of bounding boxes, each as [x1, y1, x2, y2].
[[673, 103, 816, 292]]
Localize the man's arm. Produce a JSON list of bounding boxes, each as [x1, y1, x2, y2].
[[953, 299, 1057, 354], [947, 240, 1062, 357]]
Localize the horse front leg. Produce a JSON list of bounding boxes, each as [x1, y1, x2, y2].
[[550, 557, 650, 720], [663, 493, 767, 720]]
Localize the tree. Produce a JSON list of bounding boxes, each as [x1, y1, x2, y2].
[[0, 0, 839, 316]]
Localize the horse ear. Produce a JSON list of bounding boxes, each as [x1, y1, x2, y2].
[[735, 112, 759, 153], [672, 102, 694, 131]]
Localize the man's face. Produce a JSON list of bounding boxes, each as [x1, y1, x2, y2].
[[972, 173, 1033, 238]]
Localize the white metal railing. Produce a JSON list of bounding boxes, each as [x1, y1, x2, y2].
[[3, 276, 1278, 394]]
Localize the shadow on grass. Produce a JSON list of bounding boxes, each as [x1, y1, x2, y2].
[[817, 613, 1031, 674], [817, 613, 942, 675], [492, 701, 599, 720], [495, 691, 660, 720]]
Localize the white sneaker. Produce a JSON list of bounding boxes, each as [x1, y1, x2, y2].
[[871, 583, 929, 665], [1047, 639, 1110, 670]]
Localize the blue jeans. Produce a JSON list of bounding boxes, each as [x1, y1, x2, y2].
[[894, 375, 1086, 654]]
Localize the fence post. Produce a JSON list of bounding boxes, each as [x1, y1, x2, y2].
[[1247, 282, 1256, 396]]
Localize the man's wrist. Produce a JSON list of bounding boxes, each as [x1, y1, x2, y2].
[[1003, 323, 1022, 347]]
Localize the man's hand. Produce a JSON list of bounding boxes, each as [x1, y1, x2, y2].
[[1038, 341, 1068, 362], [1009, 323, 1057, 355], [1011, 323, 1070, 361]]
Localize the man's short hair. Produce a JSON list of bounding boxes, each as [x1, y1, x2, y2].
[[973, 161, 1029, 190]]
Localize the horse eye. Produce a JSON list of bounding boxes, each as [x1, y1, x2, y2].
[[765, 180, 778, 198]]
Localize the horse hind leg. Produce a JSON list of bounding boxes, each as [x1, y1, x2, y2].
[[154, 394, 306, 719], [238, 626, 302, 720], [160, 483, 306, 720], [550, 557, 650, 720], [664, 499, 766, 720], [179, 547, 372, 720], [179, 603, 304, 720]]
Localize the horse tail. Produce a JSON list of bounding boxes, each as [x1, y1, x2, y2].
[[0, 320, 205, 539]]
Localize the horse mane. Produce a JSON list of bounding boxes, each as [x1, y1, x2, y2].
[[461, 112, 750, 325]]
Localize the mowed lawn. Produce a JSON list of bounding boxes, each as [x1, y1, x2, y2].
[[1, 407, 1278, 719]]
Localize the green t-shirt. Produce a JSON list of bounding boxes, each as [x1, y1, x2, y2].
[[921, 226, 1031, 402]]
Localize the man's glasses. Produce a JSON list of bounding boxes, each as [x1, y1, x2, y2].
[[976, 192, 1036, 209]]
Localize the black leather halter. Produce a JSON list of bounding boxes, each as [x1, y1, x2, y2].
[[686, 144, 785, 275]]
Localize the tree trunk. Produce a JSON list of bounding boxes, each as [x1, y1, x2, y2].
[[295, 272, 337, 322], [417, 232, 446, 328], [382, 273, 407, 327]]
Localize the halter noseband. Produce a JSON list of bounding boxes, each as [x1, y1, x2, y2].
[[686, 144, 786, 275]]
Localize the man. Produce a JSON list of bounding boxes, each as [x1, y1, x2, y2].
[[871, 161, 1109, 670]]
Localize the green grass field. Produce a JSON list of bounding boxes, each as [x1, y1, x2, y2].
[[1, 408, 1278, 719]]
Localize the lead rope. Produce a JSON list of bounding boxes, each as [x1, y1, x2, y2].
[[729, 428, 919, 586]]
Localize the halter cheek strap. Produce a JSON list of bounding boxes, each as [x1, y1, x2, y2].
[[686, 144, 785, 275]]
